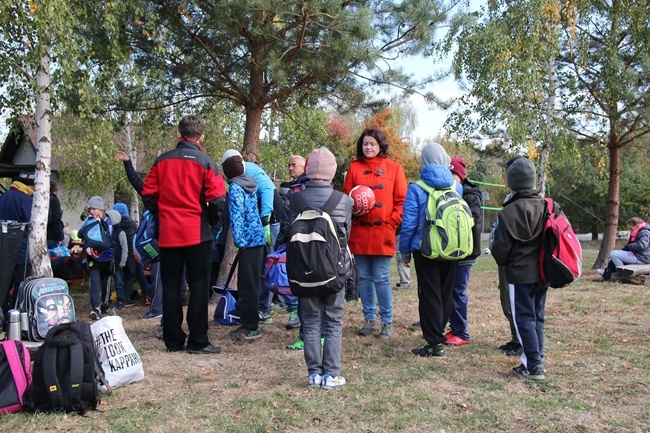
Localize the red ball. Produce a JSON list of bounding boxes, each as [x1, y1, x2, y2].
[[349, 185, 376, 216]]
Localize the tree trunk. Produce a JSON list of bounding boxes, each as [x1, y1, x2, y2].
[[216, 230, 238, 289], [29, 55, 53, 278], [242, 105, 263, 163], [590, 223, 599, 241], [241, 13, 265, 163], [538, 55, 557, 196], [594, 132, 621, 269]]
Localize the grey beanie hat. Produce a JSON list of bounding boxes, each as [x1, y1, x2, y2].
[[507, 158, 537, 191], [87, 196, 105, 211], [104, 209, 121, 225], [420, 141, 451, 169]]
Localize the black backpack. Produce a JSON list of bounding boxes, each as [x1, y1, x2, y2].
[[286, 190, 352, 297], [30, 321, 110, 415]]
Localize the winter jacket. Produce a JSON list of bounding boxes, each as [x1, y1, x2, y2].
[[461, 180, 484, 260], [244, 161, 275, 222], [141, 139, 226, 248], [399, 164, 455, 255], [106, 210, 128, 268], [282, 181, 353, 249], [228, 174, 266, 249], [622, 225, 650, 264], [0, 185, 33, 264], [342, 156, 407, 256], [491, 190, 546, 284]]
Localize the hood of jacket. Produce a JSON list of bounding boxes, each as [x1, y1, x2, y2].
[[499, 191, 545, 242], [105, 209, 121, 225], [420, 164, 454, 189], [229, 173, 257, 193]]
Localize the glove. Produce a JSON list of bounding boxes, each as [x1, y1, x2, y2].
[[402, 253, 411, 264], [264, 224, 271, 245]]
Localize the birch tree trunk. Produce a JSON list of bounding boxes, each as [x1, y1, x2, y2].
[[29, 54, 53, 278]]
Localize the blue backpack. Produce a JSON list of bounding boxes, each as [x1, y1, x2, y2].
[[78, 218, 113, 252], [212, 256, 239, 326], [133, 211, 160, 264], [263, 244, 291, 295]]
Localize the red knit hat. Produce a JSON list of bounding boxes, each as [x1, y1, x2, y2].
[[450, 157, 467, 181]]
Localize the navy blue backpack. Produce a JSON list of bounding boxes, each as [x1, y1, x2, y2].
[[133, 211, 160, 264], [213, 255, 239, 326]]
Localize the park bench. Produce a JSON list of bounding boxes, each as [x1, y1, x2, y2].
[[616, 264, 650, 285]]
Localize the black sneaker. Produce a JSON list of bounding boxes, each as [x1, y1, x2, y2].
[[229, 326, 262, 341], [88, 308, 101, 321], [512, 363, 545, 380], [505, 343, 523, 357], [116, 302, 126, 310], [186, 344, 222, 355], [498, 341, 518, 351], [411, 342, 444, 357], [124, 299, 136, 307]]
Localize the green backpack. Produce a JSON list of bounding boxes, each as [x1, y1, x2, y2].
[[415, 180, 474, 261]]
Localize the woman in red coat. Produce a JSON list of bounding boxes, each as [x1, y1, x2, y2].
[[342, 128, 407, 339]]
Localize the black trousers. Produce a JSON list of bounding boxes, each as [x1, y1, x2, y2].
[[236, 246, 266, 331], [160, 241, 212, 351], [413, 251, 457, 346]]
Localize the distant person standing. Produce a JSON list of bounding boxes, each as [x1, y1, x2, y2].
[[393, 224, 411, 290], [47, 181, 65, 248], [0, 169, 35, 318], [142, 114, 227, 355]]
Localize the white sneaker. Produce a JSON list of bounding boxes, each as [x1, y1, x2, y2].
[[322, 374, 346, 390], [596, 269, 604, 276], [309, 373, 322, 387]]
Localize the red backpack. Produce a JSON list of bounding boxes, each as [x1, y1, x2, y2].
[[539, 198, 583, 288]]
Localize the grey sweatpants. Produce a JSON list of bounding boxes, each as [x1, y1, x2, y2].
[[301, 290, 345, 377]]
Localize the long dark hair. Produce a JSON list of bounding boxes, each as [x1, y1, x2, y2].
[[355, 128, 389, 161]]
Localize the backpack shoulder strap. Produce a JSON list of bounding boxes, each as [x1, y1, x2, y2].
[[42, 344, 64, 409], [2, 341, 31, 403], [321, 190, 344, 215], [67, 341, 85, 411]]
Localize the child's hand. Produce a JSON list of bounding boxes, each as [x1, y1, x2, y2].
[[85, 247, 99, 258]]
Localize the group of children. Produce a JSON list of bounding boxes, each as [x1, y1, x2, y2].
[[76, 115, 551, 388]]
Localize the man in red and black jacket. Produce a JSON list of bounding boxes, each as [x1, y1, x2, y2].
[[142, 115, 227, 355]]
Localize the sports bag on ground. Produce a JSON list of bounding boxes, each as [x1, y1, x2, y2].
[[30, 321, 110, 415], [539, 198, 582, 288], [213, 255, 240, 326], [414, 180, 474, 261], [14, 277, 76, 342], [91, 316, 144, 392], [0, 340, 32, 415], [263, 244, 291, 296], [286, 190, 352, 297], [133, 210, 160, 265], [78, 217, 113, 252]]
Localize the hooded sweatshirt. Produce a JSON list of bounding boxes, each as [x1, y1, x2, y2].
[[105, 210, 128, 267], [228, 173, 266, 249]]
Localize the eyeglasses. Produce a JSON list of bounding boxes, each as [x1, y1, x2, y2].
[[363, 169, 385, 176]]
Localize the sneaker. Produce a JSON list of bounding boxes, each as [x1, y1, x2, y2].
[[512, 364, 545, 380], [394, 282, 411, 290], [259, 311, 273, 324], [505, 343, 523, 357], [445, 334, 469, 346], [124, 299, 136, 307], [186, 344, 222, 355], [309, 373, 323, 387], [357, 320, 377, 336], [286, 337, 304, 351], [411, 342, 444, 357], [322, 374, 346, 390], [141, 312, 162, 319], [100, 302, 110, 315], [88, 308, 101, 321], [230, 326, 262, 341], [498, 341, 519, 351], [116, 302, 126, 310], [272, 301, 287, 312], [285, 310, 300, 329], [596, 269, 604, 276], [378, 323, 394, 339]]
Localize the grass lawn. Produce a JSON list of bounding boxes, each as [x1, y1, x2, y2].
[[1, 241, 648, 432]]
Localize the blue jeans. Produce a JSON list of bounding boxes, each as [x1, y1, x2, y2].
[[355, 255, 393, 324], [449, 262, 473, 340]]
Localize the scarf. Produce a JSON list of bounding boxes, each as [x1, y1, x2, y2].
[[629, 222, 646, 242], [11, 181, 34, 196]]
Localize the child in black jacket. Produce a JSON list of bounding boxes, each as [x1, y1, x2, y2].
[[491, 158, 548, 380]]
